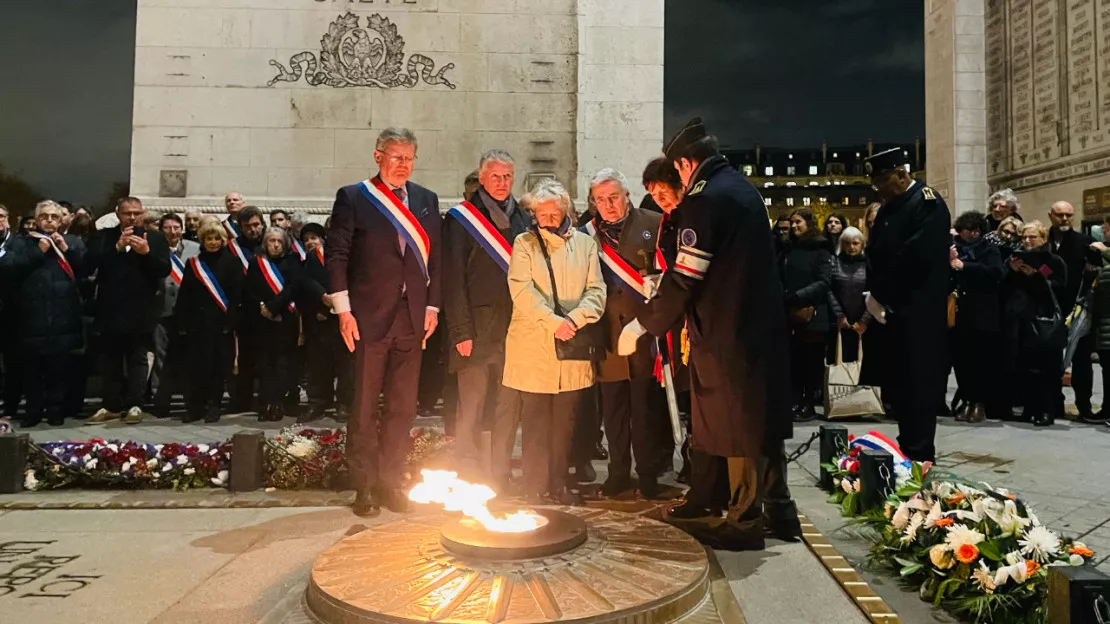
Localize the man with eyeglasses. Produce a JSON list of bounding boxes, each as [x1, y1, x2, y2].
[[326, 127, 442, 518], [1047, 201, 1101, 422]]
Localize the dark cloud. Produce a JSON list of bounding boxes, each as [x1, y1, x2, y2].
[[665, 0, 925, 148]]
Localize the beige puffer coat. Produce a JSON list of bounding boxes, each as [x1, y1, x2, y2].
[[502, 227, 606, 394]]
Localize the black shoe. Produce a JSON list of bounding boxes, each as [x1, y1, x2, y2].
[[352, 490, 381, 518], [601, 477, 632, 498], [1079, 410, 1110, 424], [638, 475, 661, 500], [382, 488, 409, 513], [46, 414, 65, 427], [571, 463, 597, 483], [182, 411, 203, 424], [302, 405, 327, 423], [792, 404, 818, 423], [667, 500, 720, 520], [204, 408, 221, 424], [334, 404, 350, 422], [1033, 413, 1055, 427], [593, 442, 608, 461], [553, 488, 585, 507], [764, 515, 803, 541]]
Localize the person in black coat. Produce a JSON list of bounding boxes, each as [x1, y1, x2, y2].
[[84, 197, 171, 425], [0, 203, 22, 419], [443, 150, 531, 484], [1047, 201, 1100, 420], [228, 205, 265, 412], [823, 213, 848, 255], [864, 148, 951, 462], [781, 209, 832, 422], [827, 227, 872, 364], [1001, 220, 1068, 426], [175, 221, 243, 423], [6, 201, 86, 426], [948, 212, 1005, 423], [244, 227, 302, 422]]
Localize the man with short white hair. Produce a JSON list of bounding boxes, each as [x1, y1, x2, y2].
[[224, 192, 245, 238], [443, 149, 529, 486]]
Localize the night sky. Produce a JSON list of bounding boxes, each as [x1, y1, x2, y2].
[[0, 0, 924, 206]]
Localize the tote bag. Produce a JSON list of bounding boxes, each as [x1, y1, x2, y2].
[[824, 333, 885, 419]]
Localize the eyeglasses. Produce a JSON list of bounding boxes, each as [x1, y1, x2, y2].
[[376, 150, 417, 165]]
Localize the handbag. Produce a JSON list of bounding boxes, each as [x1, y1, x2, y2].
[[947, 291, 958, 328], [534, 229, 606, 362], [824, 332, 884, 420], [1029, 283, 1067, 353]]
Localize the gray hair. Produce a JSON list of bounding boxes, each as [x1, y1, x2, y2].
[[589, 168, 630, 195], [530, 179, 572, 220], [289, 212, 309, 228], [375, 127, 418, 152], [988, 188, 1019, 211], [840, 226, 864, 243], [478, 149, 514, 173], [262, 226, 289, 252], [35, 200, 63, 217]]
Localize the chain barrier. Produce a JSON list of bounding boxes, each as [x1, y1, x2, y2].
[[785, 431, 821, 465]]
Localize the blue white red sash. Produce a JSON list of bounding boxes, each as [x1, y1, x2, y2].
[[28, 232, 74, 281], [314, 243, 325, 266], [850, 431, 909, 465], [583, 220, 597, 237], [447, 201, 512, 273], [228, 237, 250, 274], [169, 252, 185, 285], [358, 177, 430, 284], [189, 257, 229, 313], [292, 238, 307, 262], [223, 218, 240, 239], [258, 257, 296, 313], [598, 241, 649, 300]]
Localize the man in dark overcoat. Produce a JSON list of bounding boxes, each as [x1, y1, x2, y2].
[[864, 147, 951, 462], [621, 118, 796, 550]]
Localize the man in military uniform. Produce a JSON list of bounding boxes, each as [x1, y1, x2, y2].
[[863, 147, 951, 462], [620, 118, 797, 550]]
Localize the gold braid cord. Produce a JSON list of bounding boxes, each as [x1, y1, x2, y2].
[[681, 326, 690, 365]]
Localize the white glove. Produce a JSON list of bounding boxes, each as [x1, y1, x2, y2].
[[617, 319, 648, 356], [643, 274, 662, 300], [864, 292, 887, 325]]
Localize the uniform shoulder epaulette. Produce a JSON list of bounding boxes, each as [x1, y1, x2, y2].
[[688, 180, 707, 195], [921, 187, 937, 201]]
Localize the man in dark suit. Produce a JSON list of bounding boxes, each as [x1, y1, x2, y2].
[[327, 127, 443, 517], [443, 149, 529, 485], [85, 197, 172, 425]]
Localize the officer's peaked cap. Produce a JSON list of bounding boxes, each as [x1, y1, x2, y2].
[[864, 147, 908, 178], [664, 117, 708, 161]]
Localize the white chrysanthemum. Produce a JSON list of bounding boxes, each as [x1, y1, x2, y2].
[[902, 513, 924, 544], [23, 470, 38, 491], [907, 496, 930, 512], [892, 502, 911, 530], [287, 438, 320, 458], [1019, 526, 1060, 563], [945, 524, 985, 550], [85, 458, 98, 470], [894, 464, 912, 487], [184, 468, 195, 476]]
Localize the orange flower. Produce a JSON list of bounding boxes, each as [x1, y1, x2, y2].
[[935, 517, 955, 527], [946, 493, 966, 506], [1025, 560, 1040, 577], [955, 543, 979, 564], [1069, 546, 1094, 558]]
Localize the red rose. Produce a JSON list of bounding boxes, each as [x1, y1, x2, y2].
[[185, 447, 199, 458], [328, 449, 344, 462], [160, 446, 180, 459], [848, 448, 860, 457], [319, 433, 339, 445], [300, 429, 316, 438]]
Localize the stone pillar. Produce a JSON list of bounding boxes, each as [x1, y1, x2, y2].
[[925, 0, 988, 215], [575, 0, 665, 204]]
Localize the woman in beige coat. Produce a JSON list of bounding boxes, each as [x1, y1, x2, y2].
[[502, 179, 606, 505]]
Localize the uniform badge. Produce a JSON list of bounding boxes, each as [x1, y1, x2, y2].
[[680, 228, 698, 247], [642, 230, 652, 240], [922, 187, 936, 201], [689, 180, 706, 195]]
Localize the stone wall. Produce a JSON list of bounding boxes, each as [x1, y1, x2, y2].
[[130, 0, 662, 214]]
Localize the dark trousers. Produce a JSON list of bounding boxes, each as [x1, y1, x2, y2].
[[685, 445, 730, 510], [257, 326, 297, 406], [951, 328, 998, 404], [23, 352, 72, 423], [185, 331, 234, 416], [347, 310, 422, 492], [230, 323, 257, 410], [790, 330, 826, 405], [1071, 334, 1095, 412], [153, 317, 182, 410], [1018, 368, 1059, 421], [2, 343, 23, 417], [569, 384, 601, 466], [304, 320, 353, 407], [489, 386, 523, 486], [601, 378, 670, 481], [98, 333, 152, 412], [520, 389, 583, 496], [453, 361, 510, 479]]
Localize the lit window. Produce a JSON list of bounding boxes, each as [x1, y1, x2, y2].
[[819, 197, 827, 204], [903, 150, 909, 156], [743, 165, 754, 176], [832, 152, 838, 158], [855, 152, 860, 158], [786, 181, 797, 187], [786, 166, 796, 176], [788, 154, 794, 159], [859, 197, 867, 205], [809, 181, 819, 187], [764, 182, 775, 188], [802, 197, 811, 206], [808, 165, 818, 175], [764, 166, 774, 176], [786, 197, 795, 207], [763, 197, 771, 207], [843, 196, 849, 205]]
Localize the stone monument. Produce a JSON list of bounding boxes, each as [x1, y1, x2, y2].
[[128, 0, 664, 215]]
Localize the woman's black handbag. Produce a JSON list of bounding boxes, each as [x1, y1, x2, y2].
[[534, 229, 606, 362], [1029, 284, 1067, 353]]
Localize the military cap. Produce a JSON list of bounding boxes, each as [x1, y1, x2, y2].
[[864, 147, 909, 178], [664, 117, 708, 161]]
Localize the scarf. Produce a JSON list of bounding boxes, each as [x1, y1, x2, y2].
[[479, 187, 516, 232], [597, 212, 628, 251], [540, 214, 574, 238]]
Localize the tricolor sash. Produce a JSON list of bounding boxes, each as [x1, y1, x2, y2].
[[28, 232, 74, 281], [169, 252, 185, 285], [583, 220, 597, 237], [228, 237, 250, 274], [189, 257, 229, 313], [314, 244, 325, 266], [447, 201, 512, 273], [223, 218, 240, 239], [850, 431, 909, 466], [598, 241, 649, 300], [258, 257, 296, 313], [292, 238, 307, 262], [358, 177, 430, 284]]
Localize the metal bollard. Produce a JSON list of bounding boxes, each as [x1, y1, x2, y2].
[[0, 433, 30, 494], [818, 424, 848, 490], [229, 431, 266, 492], [858, 449, 894, 510], [1047, 565, 1110, 624]]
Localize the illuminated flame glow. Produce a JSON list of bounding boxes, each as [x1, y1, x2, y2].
[[408, 469, 546, 533]]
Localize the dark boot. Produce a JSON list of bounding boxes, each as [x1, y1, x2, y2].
[[352, 490, 380, 518]]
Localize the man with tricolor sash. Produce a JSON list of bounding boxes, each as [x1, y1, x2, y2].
[[618, 118, 797, 551], [152, 213, 199, 419], [442, 150, 530, 486], [584, 168, 673, 501], [327, 127, 443, 518], [223, 191, 245, 240], [227, 205, 265, 413]]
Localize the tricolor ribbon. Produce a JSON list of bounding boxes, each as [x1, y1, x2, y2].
[[228, 237, 250, 274], [583, 220, 597, 237], [850, 431, 910, 466], [314, 244, 325, 266], [358, 177, 430, 284], [292, 238, 307, 262], [189, 257, 229, 313], [598, 241, 649, 300], [223, 218, 240, 239], [652, 216, 676, 382], [28, 232, 75, 281], [169, 252, 185, 285], [258, 257, 296, 313], [446, 200, 512, 273]]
